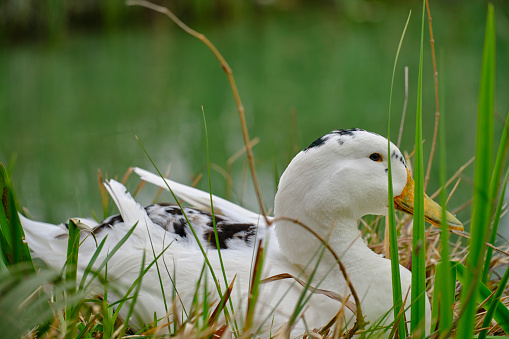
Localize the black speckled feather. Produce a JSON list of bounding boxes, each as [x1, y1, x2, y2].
[[89, 204, 257, 249]]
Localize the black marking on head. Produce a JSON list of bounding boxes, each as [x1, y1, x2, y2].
[[304, 129, 358, 152], [385, 168, 389, 173], [331, 129, 359, 146], [304, 128, 380, 152], [304, 136, 328, 151], [331, 128, 363, 137], [391, 151, 407, 168]]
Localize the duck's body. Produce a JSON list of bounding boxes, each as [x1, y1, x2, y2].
[[21, 129, 462, 337]]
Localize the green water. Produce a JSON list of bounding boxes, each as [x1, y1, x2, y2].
[[1, 3, 508, 225]]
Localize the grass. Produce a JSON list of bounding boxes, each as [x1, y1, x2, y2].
[[386, 9, 411, 339], [457, 5, 496, 338], [410, 1, 427, 336], [1, 1, 509, 338]]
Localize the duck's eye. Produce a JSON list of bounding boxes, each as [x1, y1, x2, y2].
[[369, 153, 383, 162]]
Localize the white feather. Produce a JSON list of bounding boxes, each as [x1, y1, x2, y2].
[[134, 167, 271, 226]]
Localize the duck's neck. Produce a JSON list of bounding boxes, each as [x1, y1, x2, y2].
[[272, 153, 380, 282], [274, 206, 376, 279]]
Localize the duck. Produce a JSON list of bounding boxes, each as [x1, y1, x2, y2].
[[20, 128, 463, 337]]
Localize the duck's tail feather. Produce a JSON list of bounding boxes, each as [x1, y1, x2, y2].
[[104, 179, 152, 241], [104, 179, 147, 224], [134, 167, 272, 226]]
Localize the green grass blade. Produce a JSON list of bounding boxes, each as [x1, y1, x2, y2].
[[84, 222, 138, 290], [136, 137, 226, 303], [200, 261, 208, 328], [102, 264, 113, 339], [146, 229, 169, 317], [118, 251, 146, 337], [457, 5, 495, 338], [163, 255, 189, 319], [411, 0, 427, 336], [456, 261, 509, 334], [65, 219, 81, 337], [431, 261, 456, 336], [482, 111, 509, 283], [111, 241, 174, 327], [202, 109, 237, 329], [479, 265, 509, 339], [245, 242, 264, 331], [209, 275, 237, 326], [78, 235, 108, 291], [289, 247, 326, 325], [387, 9, 411, 339], [255, 240, 338, 334], [0, 221, 13, 270], [0, 163, 34, 271], [0, 249, 7, 274], [483, 167, 509, 282], [434, 82, 454, 336]]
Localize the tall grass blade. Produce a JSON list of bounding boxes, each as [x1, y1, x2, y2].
[[387, 10, 411, 339], [78, 236, 108, 291], [65, 219, 81, 337], [0, 249, 7, 273], [146, 229, 169, 317], [457, 5, 495, 338], [0, 163, 34, 271], [483, 167, 509, 283], [431, 261, 456, 335], [209, 275, 237, 325], [482, 111, 509, 283], [109, 241, 174, 333], [201, 263, 209, 328], [83, 222, 138, 290], [455, 261, 509, 334], [136, 136, 226, 306], [97, 169, 109, 219], [202, 109, 237, 328], [433, 82, 454, 336], [479, 265, 509, 339], [245, 241, 264, 331], [118, 251, 147, 337], [411, 0, 427, 335], [0, 217, 13, 269], [288, 242, 330, 327]]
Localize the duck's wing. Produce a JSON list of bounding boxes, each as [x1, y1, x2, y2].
[[134, 167, 272, 227], [101, 180, 264, 251]]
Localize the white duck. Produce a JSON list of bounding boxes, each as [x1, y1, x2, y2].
[[21, 129, 463, 337]]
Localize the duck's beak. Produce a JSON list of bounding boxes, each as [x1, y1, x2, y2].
[[393, 168, 463, 231]]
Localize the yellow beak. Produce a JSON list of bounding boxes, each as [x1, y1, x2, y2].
[[393, 169, 463, 231]]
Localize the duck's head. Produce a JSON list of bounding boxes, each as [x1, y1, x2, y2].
[[274, 129, 462, 259]]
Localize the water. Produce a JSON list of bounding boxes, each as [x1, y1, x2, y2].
[[1, 3, 508, 235]]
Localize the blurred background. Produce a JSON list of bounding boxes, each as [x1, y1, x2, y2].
[[1, 0, 508, 239]]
